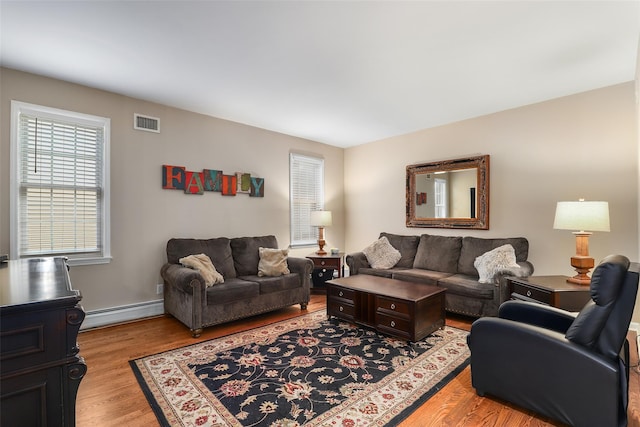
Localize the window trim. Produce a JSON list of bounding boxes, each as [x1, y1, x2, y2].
[[289, 152, 325, 248], [10, 101, 111, 266]]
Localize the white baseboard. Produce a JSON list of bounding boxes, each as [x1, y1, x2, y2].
[[81, 299, 164, 330]]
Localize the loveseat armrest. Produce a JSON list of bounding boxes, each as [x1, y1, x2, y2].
[[287, 257, 314, 291], [346, 252, 370, 275], [161, 263, 206, 295]]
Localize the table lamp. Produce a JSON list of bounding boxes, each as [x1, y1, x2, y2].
[[553, 199, 610, 285], [310, 210, 332, 255]]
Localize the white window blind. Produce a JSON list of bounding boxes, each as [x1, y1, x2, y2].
[[290, 153, 324, 246], [11, 101, 111, 265]]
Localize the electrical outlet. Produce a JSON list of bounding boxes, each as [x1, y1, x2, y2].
[[156, 283, 163, 294]]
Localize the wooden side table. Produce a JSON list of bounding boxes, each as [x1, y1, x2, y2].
[[306, 252, 344, 277], [306, 252, 344, 293], [506, 275, 592, 312]]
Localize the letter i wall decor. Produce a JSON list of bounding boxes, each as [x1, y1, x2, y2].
[[162, 165, 265, 197]]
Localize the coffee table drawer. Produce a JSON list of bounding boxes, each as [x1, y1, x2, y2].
[[376, 313, 411, 339], [329, 286, 356, 304], [376, 296, 410, 317], [328, 300, 355, 321]]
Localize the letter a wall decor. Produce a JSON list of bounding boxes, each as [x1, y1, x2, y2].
[[162, 165, 264, 197]]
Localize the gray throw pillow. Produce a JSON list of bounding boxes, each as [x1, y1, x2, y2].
[[363, 236, 402, 269]]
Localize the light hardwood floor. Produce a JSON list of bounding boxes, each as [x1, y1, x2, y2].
[[76, 294, 640, 427]]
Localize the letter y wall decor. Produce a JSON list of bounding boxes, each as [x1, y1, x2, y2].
[[162, 165, 265, 197]]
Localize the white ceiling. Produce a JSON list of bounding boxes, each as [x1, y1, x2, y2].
[[1, 1, 639, 148]]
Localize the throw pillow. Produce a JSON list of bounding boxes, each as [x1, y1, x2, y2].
[[362, 236, 402, 269], [474, 244, 520, 283], [179, 253, 224, 287], [258, 247, 290, 277]]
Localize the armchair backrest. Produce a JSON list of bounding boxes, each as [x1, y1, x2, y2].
[[565, 255, 639, 359]]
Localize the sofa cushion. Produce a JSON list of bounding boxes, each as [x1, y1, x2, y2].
[[379, 232, 420, 268], [391, 268, 454, 286], [240, 274, 301, 294], [413, 235, 462, 273], [363, 236, 402, 269], [258, 247, 290, 277], [167, 237, 236, 279], [205, 278, 259, 305], [474, 244, 519, 283], [458, 237, 529, 277], [231, 235, 278, 276], [438, 274, 495, 299]]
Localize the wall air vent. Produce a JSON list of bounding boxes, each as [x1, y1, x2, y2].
[[134, 113, 160, 133]]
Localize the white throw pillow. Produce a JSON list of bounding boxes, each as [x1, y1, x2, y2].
[[179, 253, 224, 287], [474, 244, 520, 283], [363, 236, 402, 269], [258, 247, 290, 277]]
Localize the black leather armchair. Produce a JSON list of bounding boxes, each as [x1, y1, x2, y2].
[[467, 255, 639, 427]]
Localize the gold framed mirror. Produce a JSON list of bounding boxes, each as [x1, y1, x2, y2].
[[406, 155, 489, 229]]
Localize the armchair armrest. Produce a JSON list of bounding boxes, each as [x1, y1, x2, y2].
[[498, 300, 577, 333], [160, 263, 205, 295], [346, 252, 370, 275]]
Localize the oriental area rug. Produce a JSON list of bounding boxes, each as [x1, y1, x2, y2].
[[130, 310, 470, 427]]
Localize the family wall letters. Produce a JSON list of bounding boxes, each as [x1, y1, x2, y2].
[[162, 165, 265, 197]]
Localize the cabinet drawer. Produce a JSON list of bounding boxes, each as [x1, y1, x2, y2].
[[328, 286, 355, 303], [511, 282, 551, 305], [315, 258, 340, 269], [376, 313, 411, 338], [376, 296, 410, 317], [327, 300, 355, 321]]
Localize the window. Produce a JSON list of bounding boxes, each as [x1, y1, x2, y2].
[[290, 153, 324, 247], [435, 178, 447, 218], [10, 101, 111, 265]]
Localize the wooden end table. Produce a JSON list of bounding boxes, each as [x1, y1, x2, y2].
[[507, 275, 591, 311]]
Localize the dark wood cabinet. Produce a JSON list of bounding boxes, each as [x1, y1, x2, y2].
[[1, 257, 86, 427], [507, 275, 591, 311], [326, 275, 445, 342]]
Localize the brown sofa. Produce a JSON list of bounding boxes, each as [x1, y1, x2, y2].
[[161, 235, 313, 337], [346, 232, 534, 317]]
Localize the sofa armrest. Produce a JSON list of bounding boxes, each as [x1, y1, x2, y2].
[[346, 252, 370, 275], [287, 257, 314, 290], [160, 263, 205, 295], [494, 260, 535, 283]]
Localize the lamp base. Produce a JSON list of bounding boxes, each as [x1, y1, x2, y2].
[[567, 256, 594, 286], [316, 238, 327, 256]]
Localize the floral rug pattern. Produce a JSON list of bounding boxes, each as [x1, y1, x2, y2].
[[130, 310, 469, 426]]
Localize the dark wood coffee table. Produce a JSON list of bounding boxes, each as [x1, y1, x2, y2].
[[326, 275, 446, 341]]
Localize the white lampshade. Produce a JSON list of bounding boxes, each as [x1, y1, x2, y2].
[[310, 210, 332, 227], [553, 200, 610, 232]]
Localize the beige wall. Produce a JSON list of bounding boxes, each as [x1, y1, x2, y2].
[[0, 68, 345, 311], [344, 83, 640, 322], [2, 68, 639, 324]]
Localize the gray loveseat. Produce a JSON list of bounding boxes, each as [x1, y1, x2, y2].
[[346, 232, 534, 317], [161, 235, 313, 337]]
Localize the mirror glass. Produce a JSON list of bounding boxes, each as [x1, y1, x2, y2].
[[406, 155, 489, 229]]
